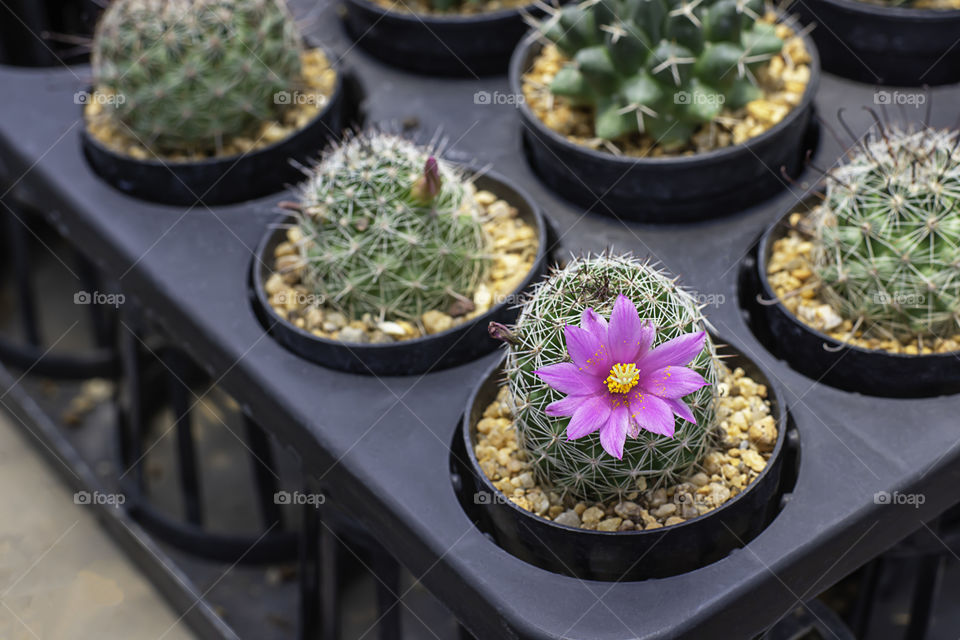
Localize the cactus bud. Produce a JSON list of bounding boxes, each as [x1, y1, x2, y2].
[[411, 156, 443, 205]]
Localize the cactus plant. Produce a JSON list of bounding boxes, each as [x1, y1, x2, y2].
[[503, 254, 719, 502], [92, 0, 303, 154], [295, 132, 492, 324], [811, 125, 960, 341], [535, 0, 785, 145]]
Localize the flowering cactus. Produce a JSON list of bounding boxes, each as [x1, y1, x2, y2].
[[501, 254, 719, 501], [536, 0, 784, 145]]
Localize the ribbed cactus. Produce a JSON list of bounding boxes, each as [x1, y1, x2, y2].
[[504, 254, 719, 502], [812, 126, 960, 341], [536, 0, 784, 144], [295, 133, 492, 324], [92, 0, 303, 154]]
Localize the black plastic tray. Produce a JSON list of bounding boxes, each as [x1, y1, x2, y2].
[[2, 4, 960, 639]]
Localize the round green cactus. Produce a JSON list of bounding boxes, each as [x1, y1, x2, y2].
[[92, 0, 303, 154], [812, 126, 960, 341], [537, 0, 784, 145], [504, 254, 720, 502], [295, 132, 492, 324]]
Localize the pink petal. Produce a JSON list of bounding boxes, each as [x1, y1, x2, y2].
[[636, 321, 655, 360], [535, 363, 604, 396], [566, 395, 613, 440], [639, 365, 709, 399], [599, 403, 630, 459], [638, 331, 706, 372], [626, 390, 676, 438], [564, 325, 609, 376], [546, 394, 588, 417], [580, 307, 608, 343], [608, 295, 645, 363], [665, 398, 696, 424]]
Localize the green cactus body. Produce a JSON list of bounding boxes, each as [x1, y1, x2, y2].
[[296, 133, 492, 324], [812, 127, 960, 341], [538, 0, 783, 145], [505, 254, 719, 502], [92, 0, 303, 154]]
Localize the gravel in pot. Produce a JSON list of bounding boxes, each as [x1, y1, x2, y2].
[[510, 2, 820, 221], [80, 0, 347, 206], [459, 254, 793, 580], [252, 132, 549, 376], [752, 124, 960, 397]]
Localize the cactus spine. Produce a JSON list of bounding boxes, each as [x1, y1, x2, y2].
[[92, 0, 303, 154], [295, 132, 492, 324], [812, 125, 960, 341], [505, 254, 719, 502], [536, 0, 784, 145]]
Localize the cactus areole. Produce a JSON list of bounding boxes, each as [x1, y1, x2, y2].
[[502, 254, 720, 502]]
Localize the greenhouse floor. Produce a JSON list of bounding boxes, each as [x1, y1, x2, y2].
[[0, 412, 194, 640]]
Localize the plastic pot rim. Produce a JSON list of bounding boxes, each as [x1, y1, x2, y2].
[[795, 0, 960, 21]]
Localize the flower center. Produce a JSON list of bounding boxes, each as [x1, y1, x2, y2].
[[605, 363, 639, 394]]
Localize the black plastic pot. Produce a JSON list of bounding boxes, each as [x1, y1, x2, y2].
[[509, 25, 821, 223], [751, 195, 960, 398], [80, 56, 348, 207], [458, 351, 795, 581], [791, 0, 960, 86], [342, 0, 538, 76], [251, 170, 549, 376]]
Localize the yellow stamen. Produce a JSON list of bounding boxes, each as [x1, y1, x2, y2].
[[605, 363, 640, 394]]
